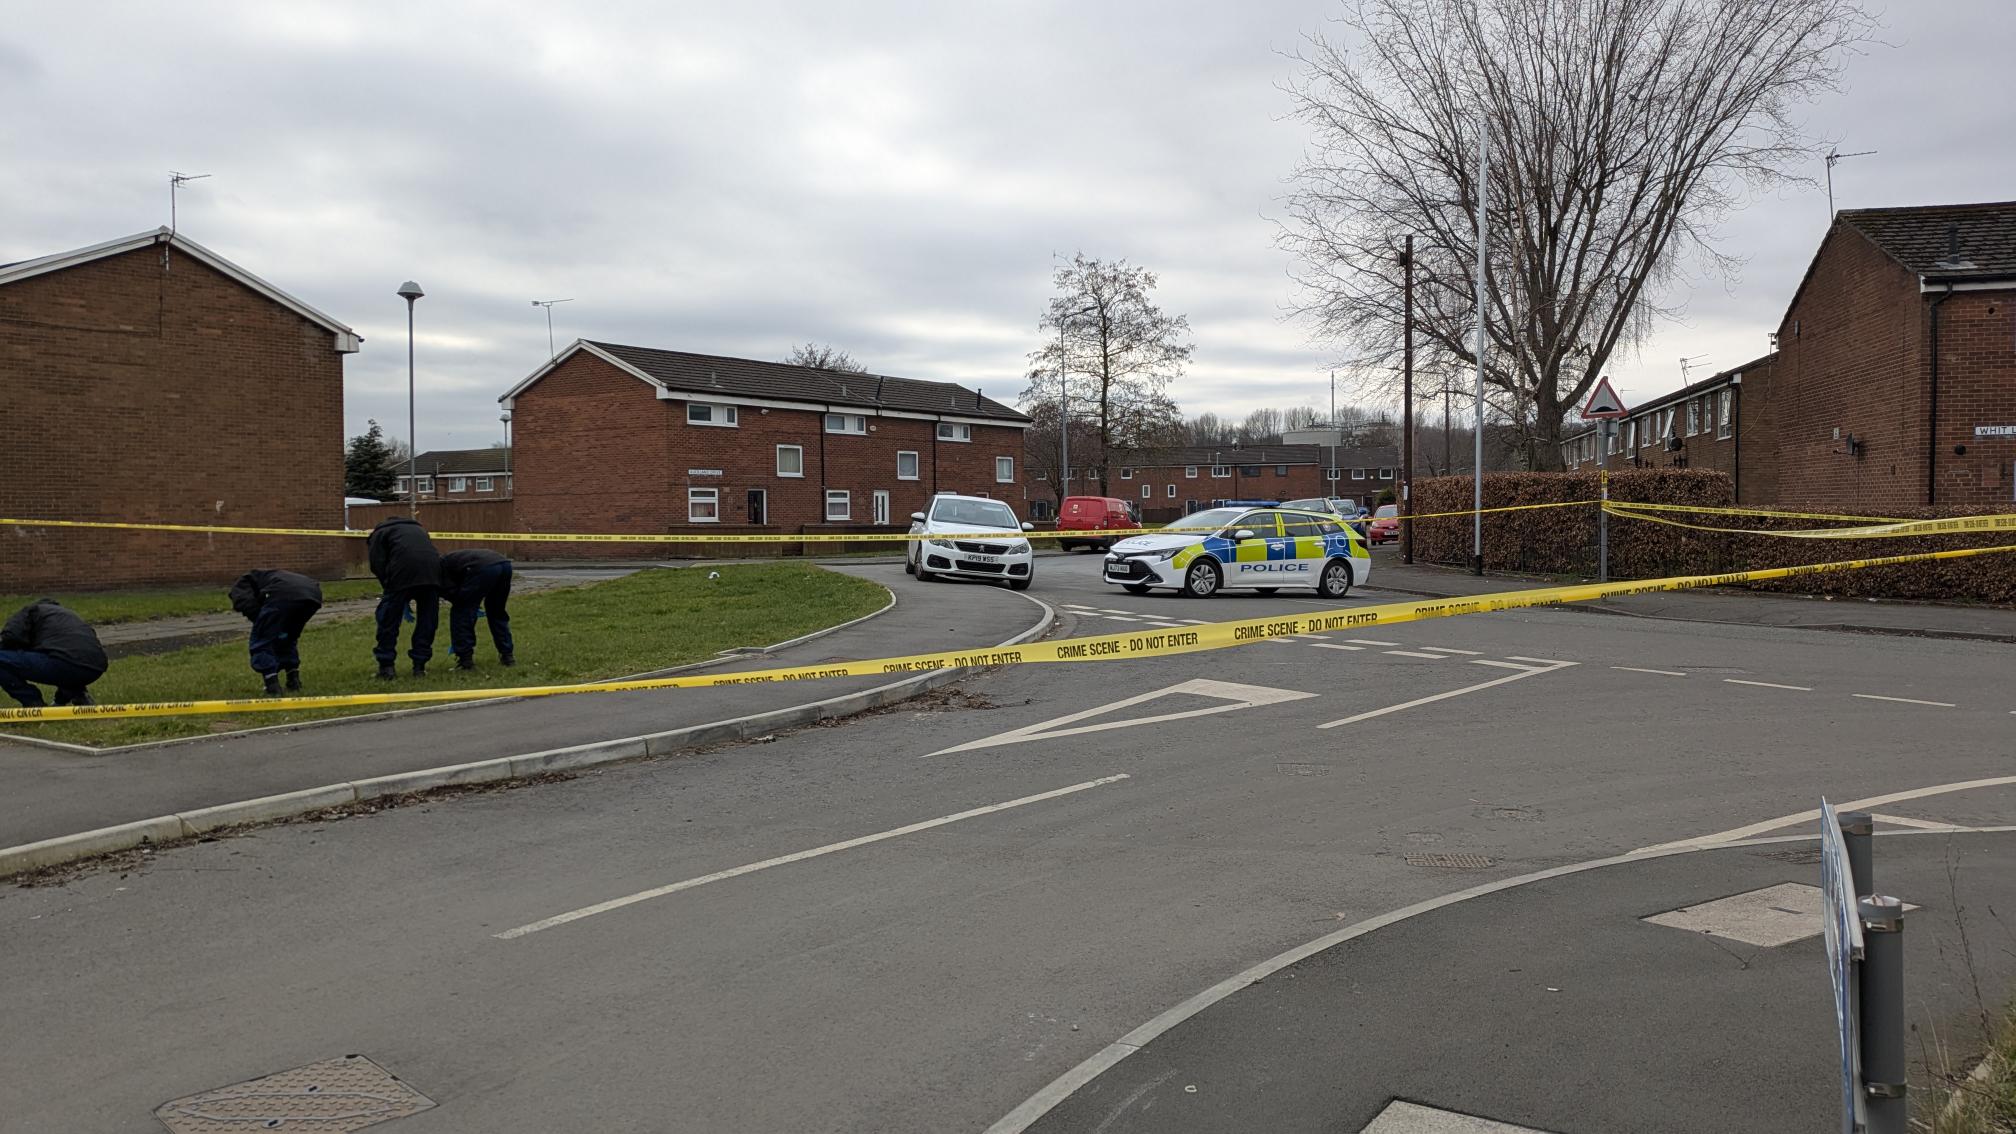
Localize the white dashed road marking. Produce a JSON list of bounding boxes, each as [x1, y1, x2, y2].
[[1415, 646, 1483, 656], [1318, 661, 1576, 729], [1724, 679, 1812, 691], [1852, 693, 1955, 708], [1346, 639, 1402, 647], [1312, 643, 1365, 652], [1505, 655, 1571, 666], [1383, 650, 1449, 660], [1469, 659, 1539, 670]]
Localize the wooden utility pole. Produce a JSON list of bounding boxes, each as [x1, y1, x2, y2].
[[1400, 234, 1415, 564]]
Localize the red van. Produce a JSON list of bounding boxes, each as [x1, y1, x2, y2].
[[1056, 496, 1139, 552]]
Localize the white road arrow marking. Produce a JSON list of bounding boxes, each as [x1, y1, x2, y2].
[[927, 678, 1318, 757]]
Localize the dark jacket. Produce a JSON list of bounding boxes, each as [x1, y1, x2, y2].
[[440, 548, 509, 591], [1, 600, 109, 676], [367, 517, 443, 592], [228, 570, 325, 619]]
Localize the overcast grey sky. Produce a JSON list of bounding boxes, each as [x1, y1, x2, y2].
[[3, 1, 2009, 451]]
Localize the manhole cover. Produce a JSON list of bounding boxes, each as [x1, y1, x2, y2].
[[155, 1055, 435, 1133], [1275, 762, 1331, 776], [1404, 852, 1495, 869]]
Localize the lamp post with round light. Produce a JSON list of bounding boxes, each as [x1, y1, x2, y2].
[[397, 280, 424, 517]]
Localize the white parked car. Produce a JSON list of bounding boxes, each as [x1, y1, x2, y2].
[[905, 494, 1036, 590]]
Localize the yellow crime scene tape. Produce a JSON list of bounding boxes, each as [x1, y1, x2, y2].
[[0, 499, 1599, 547], [4, 539, 2012, 725], [1605, 503, 2016, 539]]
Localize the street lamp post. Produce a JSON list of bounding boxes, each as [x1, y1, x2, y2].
[[398, 280, 425, 518]]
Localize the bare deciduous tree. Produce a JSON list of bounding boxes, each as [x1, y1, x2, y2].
[[1278, 0, 1876, 468], [784, 343, 868, 373], [1023, 255, 1191, 494]]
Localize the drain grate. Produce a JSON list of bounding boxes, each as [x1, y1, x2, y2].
[[1404, 852, 1494, 869], [154, 1055, 435, 1133]]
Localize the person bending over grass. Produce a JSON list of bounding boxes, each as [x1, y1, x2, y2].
[[441, 548, 515, 670], [0, 599, 108, 709], [228, 569, 324, 696], [367, 516, 443, 680]]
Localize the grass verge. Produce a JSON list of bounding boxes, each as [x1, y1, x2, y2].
[[0, 579, 383, 625], [2, 563, 888, 747], [1926, 1005, 2016, 1131]]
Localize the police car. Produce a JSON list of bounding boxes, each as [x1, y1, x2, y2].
[[1101, 506, 1369, 598]]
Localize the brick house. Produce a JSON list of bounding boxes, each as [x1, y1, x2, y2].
[[503, 341, 1030, 544], [1563, 354, 1779, 503], [399, 448, 513, 501], [0, 228, 358, 590], [1080, 445, 1399, 522]]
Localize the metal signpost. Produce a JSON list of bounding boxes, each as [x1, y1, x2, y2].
[[1821, 800, 1906, 1134], [1581, 377, 1628, 582]]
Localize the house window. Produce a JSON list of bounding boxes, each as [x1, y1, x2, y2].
[[1120, 467, 1134, 479], [688, 487, 719, 523], [1378, 467, 1393, 479], [474, 477, 493, 492], [1624, 422, 1636, 450], [448, 477, 467, 493], [1034, 470, 1048, 482], [1326, 467, 1341, 481], [1352, 468, 1367, 480], [825, 413, 867, 435], [1185, 466, 1198, 478], [1140, 484, 1152, 499], [1210, 465, 1231, 478], [776, 445, 804, 478], [415, 476, 433, 494], [936, 422, 972, 442], [995, 456, 1015, 483], [1166, 484, 1176, 498], [896, 450, 919, 480], [1239, 464, 1261, 476], [825, 490, 851, 521], [1717, 390, 1733, 439], [688, 403, 738, 427], [1685, 399, 1701, 436], [1274, 465, 1289, 477]]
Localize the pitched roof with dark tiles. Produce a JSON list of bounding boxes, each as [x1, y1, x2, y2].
[[410, 448, 512, 475], [1114, 444, 1398, 467], [1838, 201, 2016, 280], [582, 342, 1029, 422]]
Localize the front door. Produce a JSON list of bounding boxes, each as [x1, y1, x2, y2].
[[872, 489, 890, 525], [746, 489, 767, 526]]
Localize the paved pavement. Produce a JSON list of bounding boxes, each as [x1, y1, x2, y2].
[[0, 564, 1043, 847], [5, 553, 2014, 1132]]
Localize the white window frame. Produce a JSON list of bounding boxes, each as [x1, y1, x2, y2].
[[415, 475, 433, 494], [936, 422, 972, 443], [1210, 465, 1231, 478], [1685, 399, 1701, 437], [1120, 467, 1134, 480], [896, 451, 920, 480], [1624, 422, 1635, 450], [776, 444, 804, 478], [1140, 484, 1152, 500], [448, 477, 467, 493], [825, 489, 851, 521], [1185, 466, 1198, 479], [824, 413, 868, 435], [1166, 484, 1176, 498], [687, 403, 738, 427], [1378, 467, 1393, 479], [474, 477, 493, 492], [687, 487, 719, 523], [995, 456, 1014, 483], [1717, 390, 1733, 439], [1351, 468, 1367, 481], [1326, 467, 1341, 482], [1034, 470, 1048, 481]]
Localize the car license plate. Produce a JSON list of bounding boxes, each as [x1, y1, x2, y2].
[[964, 554, 1001, 564]]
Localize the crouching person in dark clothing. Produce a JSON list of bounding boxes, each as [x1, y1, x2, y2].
[[367, 516, 443, 679], [442, 548, 515, 670], [0, 599, 108, 709], [228, 569, 324, 696]]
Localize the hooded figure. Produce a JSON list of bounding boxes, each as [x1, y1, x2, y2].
[[0, 599, 109, 708], [228, 569, 324, 695], [366, 516, 443, 678], [440, 548, 515, 669]]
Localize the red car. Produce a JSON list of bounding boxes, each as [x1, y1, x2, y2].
[[1368, 505, 1400, 545], [1056, 495, 1139, 552]]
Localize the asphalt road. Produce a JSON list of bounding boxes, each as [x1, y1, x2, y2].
[[6, 552, 2014, 1132]]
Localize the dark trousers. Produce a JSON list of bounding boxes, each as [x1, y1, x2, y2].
[[0, 650, 101, 708], [449, 562, 515, 660], [373, 586, 441, 666], [249, 599, 321, 676]]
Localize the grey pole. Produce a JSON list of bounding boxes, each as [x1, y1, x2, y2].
[[1840, 811, 1874, 897], [1597, 421, 1611, 582], [1470, 114, 1489, 576], [1858, 896, 1907, 1134], [398, 281, 424, 518]]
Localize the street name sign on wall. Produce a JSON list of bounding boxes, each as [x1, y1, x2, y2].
[[1820, 798, 1866, 1134], [1976, 425, 2016, 438]]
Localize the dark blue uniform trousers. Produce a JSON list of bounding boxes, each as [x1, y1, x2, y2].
[[449, 562, 514, 660], [0, 651, 99, 708], [249, 599, 321, 676], [374, 586, 441, 666]]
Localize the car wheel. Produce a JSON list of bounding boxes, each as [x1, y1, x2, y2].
[[916, 561, 939, 582], [1122, 583, 1151, 595], [1182, 559, 1221, 598], [1009, 576, 1032, 591], [1317, 558, 1353, 599], [904, 555, 916, 576]]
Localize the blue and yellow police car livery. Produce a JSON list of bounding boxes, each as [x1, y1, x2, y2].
[[1100, 506, 1371, 598]]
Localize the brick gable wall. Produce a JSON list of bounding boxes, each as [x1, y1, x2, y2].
[[0, 246, 347, 590], [1929, 289, 2016, 504]]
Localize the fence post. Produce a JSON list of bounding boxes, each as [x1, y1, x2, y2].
[[1858, 895, 1907, 1134], [1839, 810, 1873, 897]]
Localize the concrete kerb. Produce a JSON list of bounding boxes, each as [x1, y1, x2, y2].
[[0, 584, 902, 758], [0, 590, 1054, 880]]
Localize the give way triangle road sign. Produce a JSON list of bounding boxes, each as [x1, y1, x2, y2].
[[1583, 376, 1629, 419], [926, 678, 1317, 756]]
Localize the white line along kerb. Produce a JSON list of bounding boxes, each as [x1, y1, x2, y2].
[[496, 774, 1130, 940]]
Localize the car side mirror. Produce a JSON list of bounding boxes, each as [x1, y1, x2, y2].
[[1021, 521, 1034, 531], [1232, 528, 1257, 541], [910, 512, 926, 522]]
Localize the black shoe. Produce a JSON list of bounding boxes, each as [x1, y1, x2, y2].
[[412, 662, 427, 677], [262, 673, 283, 697], [454, 656, 475, 671], [376, 665, 397, 681], [500, 653, 515, 667], [285, 670, 302, 692], [52, 689, 91, 707]]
